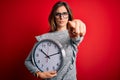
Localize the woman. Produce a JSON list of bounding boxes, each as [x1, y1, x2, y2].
[[25, 1, 86, 80]]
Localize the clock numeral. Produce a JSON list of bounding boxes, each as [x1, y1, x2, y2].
[[38, 49, 41, 52], [38, 60, 40, 63], [53, 66, 55, 71], [57, 63, 59, 66], [36, 53, 39, 57], [54, 45, 57, 48], [46, 67, 49, 71], [41, 64, 44, 68], [47, 42, 51, 46], [42, 43, 46, 48]]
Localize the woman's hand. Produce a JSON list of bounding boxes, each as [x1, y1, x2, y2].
[[68, 19, 86, 38], [35, 71, 57, 79]]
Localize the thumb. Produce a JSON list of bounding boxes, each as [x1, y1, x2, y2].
[[49, 71, 57, 74], [49, 71, 57, 76]]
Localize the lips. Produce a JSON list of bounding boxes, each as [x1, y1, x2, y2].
[[59, 21, 64, 24]]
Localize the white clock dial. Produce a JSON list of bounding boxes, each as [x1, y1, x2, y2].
[[33, 39, 64, 72]]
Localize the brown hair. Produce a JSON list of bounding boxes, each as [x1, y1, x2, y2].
[[48, 1, 73, 32]]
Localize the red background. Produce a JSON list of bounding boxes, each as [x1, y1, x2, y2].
[[0, 0, 120, 80]]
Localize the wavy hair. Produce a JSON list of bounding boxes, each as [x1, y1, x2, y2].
[[48, 1, 73, 32]]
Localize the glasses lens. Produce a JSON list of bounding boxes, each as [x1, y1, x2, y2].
[[55, 12, 68, 18], [62, 12, 68, 17]]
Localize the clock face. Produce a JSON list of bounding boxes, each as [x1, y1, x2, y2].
[[33, 39, 63, 72]]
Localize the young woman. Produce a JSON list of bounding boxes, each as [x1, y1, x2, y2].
[[25, 1, 86, 80]]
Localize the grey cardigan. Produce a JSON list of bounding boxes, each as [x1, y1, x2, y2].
[[24, 30, 83, 80]]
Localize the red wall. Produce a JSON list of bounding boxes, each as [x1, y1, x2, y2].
[[0, 0, 120, 80]]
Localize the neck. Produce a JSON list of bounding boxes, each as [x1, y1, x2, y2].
[[57, 26, 67, 31]]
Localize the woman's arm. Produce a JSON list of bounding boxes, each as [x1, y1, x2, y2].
[[24, 43, 57, 79], [68, 19, 86, 46], [24, 50, 40, 75]]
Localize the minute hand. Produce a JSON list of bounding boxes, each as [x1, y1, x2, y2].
[[48, 52, 60, 57]]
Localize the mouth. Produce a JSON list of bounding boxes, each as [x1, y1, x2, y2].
[[59, 21, 65, 24]]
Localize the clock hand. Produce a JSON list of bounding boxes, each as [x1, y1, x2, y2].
[[40, 49, 50, 59], [48, 52, 60, 57]]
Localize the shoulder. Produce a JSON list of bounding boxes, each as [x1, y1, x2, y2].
[[35, 32, 58, 41], [35, 33, 51, 41], [35, 30, 69, 42]]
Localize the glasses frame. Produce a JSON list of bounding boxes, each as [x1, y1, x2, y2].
[[55, 12, 69, 19]]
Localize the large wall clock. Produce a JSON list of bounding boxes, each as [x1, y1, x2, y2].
[[32, 39, 65, 72]]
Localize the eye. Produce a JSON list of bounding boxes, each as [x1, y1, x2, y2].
[[62, 12, 68, 15], [55, 13, 61, 16]]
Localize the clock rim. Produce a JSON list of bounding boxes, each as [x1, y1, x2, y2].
[[32, 39, 66, 72]]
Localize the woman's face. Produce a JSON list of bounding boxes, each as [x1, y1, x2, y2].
[[55, 6, 69, 30]]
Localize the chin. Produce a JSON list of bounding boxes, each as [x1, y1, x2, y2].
[[59, 23, 67, 26], [59, 25, 66, 28]]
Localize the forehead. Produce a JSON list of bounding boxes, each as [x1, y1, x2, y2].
[[55, 6, 67, 13]]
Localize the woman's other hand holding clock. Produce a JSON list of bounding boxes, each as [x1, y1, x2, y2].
[[35, 71, 57, 79]]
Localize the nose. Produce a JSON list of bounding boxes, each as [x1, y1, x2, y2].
[[59, 14, 64, 20]]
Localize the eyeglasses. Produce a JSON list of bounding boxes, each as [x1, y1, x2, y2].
[[55, 12, 68, 19]]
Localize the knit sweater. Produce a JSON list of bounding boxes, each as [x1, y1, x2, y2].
[[25, 30, 83, 80]]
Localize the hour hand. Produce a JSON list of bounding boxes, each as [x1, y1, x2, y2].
[[40, 49, 50, 59]]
